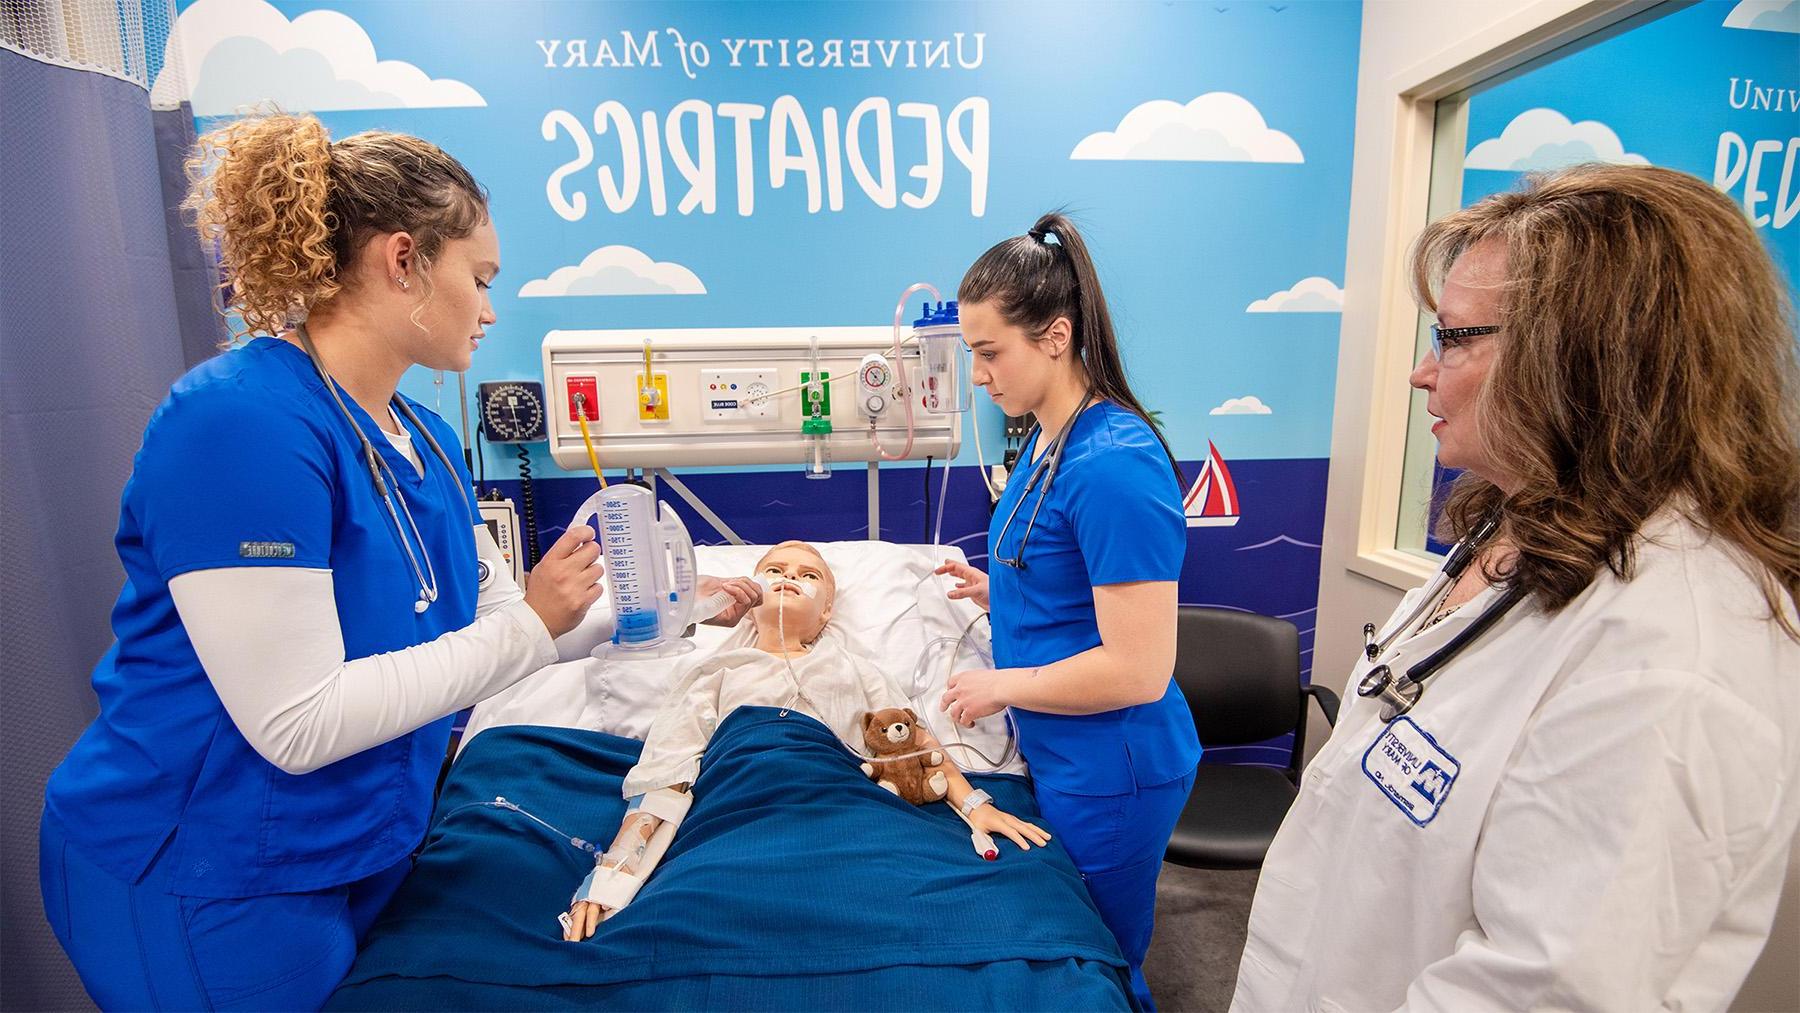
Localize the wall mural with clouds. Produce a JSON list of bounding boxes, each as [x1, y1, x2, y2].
[[1411, 0, 1799, 557], [1458, 0, 1796, 288], [158, 0, 1363, 759]]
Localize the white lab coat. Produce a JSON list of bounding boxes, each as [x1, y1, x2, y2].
[[1231, 510, 1800, 1013]]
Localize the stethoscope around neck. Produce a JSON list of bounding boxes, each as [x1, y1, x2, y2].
[[992, 390, 1096, 571], [295, 323, 476, 614], [1355, 507, 1527, 721]]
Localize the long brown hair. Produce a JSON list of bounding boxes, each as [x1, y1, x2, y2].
[[1413, 164, 1800, 638], [183, 110, 488, 341], [959, 211, 1182, 481]]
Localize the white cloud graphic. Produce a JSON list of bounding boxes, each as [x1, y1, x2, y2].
[[150, 0, 485, 114], [1465, 108, 1647, 171], [1070, 93, 1304, 163], [519, 246, 706, 297], [1210, 396, 1273, 416], [1245, 276, 1344, 313], [1723, 0, 1800, 32]]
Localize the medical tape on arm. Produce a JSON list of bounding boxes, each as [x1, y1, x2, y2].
[[575, 787, 693, 915]]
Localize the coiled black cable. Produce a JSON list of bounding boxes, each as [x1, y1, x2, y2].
[[517, 445, 541, 567]]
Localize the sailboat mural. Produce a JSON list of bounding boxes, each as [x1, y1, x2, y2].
[[1184, 441, 1241, 527]]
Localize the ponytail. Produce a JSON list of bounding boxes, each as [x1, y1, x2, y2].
[[184, 110, 489, 342], [960, 211, 1182, 482], [184, 112, 337, 339]]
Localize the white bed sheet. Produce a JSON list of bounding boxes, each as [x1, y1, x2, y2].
[[460, 541, 1026, 776]]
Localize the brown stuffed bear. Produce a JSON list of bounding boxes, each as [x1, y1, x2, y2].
[[860, 708, 948, 805]]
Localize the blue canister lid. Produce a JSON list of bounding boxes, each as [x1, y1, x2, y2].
[[912, 300, 961, 328]]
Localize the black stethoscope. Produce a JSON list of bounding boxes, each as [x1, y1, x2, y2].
[[992, 391, 1096, 570], [1356, 508, 1527, 721], [295, 324, 476, 614]]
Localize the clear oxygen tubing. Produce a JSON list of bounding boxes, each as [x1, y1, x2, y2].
[[965, 389, 1005, 501], [932, 450, 955, 547], [767, 568, 1017, 774], [869, 282, 935, 461], [445, 582, 1005, 876]]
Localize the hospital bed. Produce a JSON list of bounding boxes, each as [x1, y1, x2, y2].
[[326, 541, 1136, 1011]]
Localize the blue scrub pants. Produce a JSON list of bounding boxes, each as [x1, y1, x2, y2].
[[1034, 769, 1196, 1012], [39, 812, 409, 1011]]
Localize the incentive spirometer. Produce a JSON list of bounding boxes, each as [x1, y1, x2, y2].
[[570, 484, 733, 659]]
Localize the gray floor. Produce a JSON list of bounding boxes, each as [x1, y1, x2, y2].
[[1143, 863, 1262, 1013]]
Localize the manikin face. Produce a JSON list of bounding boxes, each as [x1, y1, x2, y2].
[[749, 544, 836, 645], [961, 299, 1073, 419], [1410, 237, 1513, 489]]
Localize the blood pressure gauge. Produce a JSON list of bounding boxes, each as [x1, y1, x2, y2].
[[478, 381, 548, 443]]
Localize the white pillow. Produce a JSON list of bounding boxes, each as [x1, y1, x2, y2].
[[464, 541, 1024, 776]]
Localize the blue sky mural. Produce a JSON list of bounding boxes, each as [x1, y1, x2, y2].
[[158, 1, 1365, 755], [1460, 0, 1797, 288], [163, 0, 1362, 469], [1414, 0, 1800, 553]]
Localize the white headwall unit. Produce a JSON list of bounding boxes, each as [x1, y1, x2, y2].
[[542, 327, 961, 471]]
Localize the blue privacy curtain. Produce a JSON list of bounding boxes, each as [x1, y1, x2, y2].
[[0, 1, 224, 1007]]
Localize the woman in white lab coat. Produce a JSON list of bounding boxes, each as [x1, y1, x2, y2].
[[1231, 164, 1800, 1012]]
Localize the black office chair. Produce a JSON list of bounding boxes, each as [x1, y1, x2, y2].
[[1164, 606, 1339, 870]]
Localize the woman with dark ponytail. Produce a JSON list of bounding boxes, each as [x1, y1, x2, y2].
[[37, 112, 757, 1010], [936, 212, 1198, 1009]]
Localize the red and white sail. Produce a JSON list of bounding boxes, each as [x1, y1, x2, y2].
[[1184, 441, 1241, 528]]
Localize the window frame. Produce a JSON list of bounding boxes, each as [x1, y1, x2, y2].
[[1344, 0, 1669, 590]]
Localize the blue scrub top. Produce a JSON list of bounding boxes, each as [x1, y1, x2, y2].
[[44, 337, 480, 898], [988, 402, 1201, 796]]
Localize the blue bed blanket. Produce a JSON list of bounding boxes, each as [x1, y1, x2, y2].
[[330, 706, 1133, 1009]]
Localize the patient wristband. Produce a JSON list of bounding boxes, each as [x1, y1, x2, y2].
[[958, 788, 993, 817]]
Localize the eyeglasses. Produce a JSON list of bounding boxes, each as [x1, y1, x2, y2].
[[1429, 324, 1500, 363]]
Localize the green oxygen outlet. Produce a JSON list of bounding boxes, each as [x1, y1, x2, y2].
[[801, 370, 832, 434]]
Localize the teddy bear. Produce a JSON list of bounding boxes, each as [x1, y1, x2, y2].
[[860, 708, 949, 805]]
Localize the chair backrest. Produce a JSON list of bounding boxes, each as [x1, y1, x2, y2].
[[1172, 606, 1301, 747]]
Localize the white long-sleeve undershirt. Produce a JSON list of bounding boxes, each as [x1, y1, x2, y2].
[[168, 418, 615, 775]]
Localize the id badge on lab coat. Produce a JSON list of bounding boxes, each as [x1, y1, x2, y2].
[[1361, 717, 1461, 827]]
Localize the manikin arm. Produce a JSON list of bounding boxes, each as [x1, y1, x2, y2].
[[912, 728, 1052, 854], [562, 783, 691, 941]]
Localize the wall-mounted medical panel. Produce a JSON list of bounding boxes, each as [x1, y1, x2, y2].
[[542, 327, 960, 470]]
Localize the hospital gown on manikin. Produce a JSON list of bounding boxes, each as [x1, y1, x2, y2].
[[622, 627, 910, 798]]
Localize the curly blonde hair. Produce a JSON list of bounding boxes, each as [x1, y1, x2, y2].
[[1413, 164, 1800, 639], [183, 111, 488, 341]]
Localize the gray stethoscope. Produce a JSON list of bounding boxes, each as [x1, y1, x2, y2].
[[1356, 508, 1527, 721], [295, 324, 476, 614], [993, 391, 1095, 570]]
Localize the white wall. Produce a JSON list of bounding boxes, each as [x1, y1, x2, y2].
[[1316, 2, 1799, 1008]]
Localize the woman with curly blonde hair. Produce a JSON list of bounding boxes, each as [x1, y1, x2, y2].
[[1234, 164, 1800, 1012], [36, 112, 756, 1009]]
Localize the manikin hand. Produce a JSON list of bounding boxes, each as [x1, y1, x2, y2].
[[697, 575, 761, 627], [563, 810, 659, 941], [966, 801, 1052, 852]]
